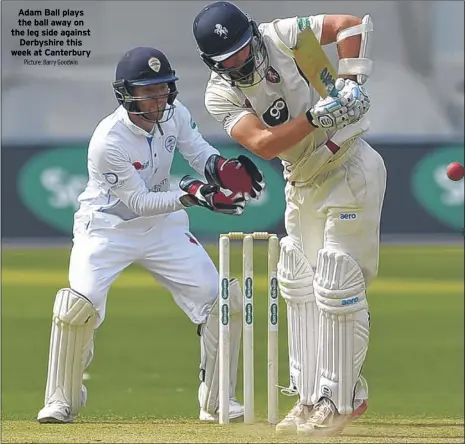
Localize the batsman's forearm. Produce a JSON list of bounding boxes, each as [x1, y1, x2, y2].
[[254, 114, 316, 160], [336, 16, 362, 82]]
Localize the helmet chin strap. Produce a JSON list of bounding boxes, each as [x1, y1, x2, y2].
[[156, 121, 164, 136], [139, 113, 165, 136], [133, 96, 168, 135]]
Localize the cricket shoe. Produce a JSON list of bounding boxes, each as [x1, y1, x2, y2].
[[37, 400, 73, 424], [199, 398, 244, 422], [37, 386, 87, 424], [297, 397, 367, 437], [275, 400, 313, 435]]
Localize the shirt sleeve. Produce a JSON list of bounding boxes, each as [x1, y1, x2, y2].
[[272, 14, 325, 49], [205, 86, 256, 136], [90, 139, 187, 217], [175, 101, 220, 177]]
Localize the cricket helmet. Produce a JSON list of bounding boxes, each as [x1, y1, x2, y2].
[[112, 47, 179, 123], [193, 2, 268, 86]]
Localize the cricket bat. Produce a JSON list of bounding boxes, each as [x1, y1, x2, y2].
[[293, 28, 338, 98]]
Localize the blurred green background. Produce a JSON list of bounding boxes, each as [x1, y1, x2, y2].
[[1, 244, 463, 421]]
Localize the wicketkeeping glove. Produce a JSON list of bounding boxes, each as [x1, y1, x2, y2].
[[179, 175, 246, 215], [204, 154, 265, 200]]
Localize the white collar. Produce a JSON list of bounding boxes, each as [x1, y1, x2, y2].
[[119, 106, 158, 137]]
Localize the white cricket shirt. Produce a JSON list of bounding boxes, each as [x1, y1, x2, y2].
[[76, 100, 219, 225]]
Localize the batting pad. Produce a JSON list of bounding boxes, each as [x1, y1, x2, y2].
[[277, 237, 319, 405], [198, 279, 242, 414], [45, 288, 97, 415], [312, 249, 370, 414]]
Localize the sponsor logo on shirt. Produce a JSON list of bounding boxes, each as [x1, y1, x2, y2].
[[185, 232, 199, 245], [103, 172, 118, 185], [297, 16, 311, 31], [150, 178, 168, 192], [340, 213, 357, 220], [132, 160, 150, 171]]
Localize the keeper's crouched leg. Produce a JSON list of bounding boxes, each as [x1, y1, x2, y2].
[[37, 288, 97, 423], [198, 278, 244, 421]]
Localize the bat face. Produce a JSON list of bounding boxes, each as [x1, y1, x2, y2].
[[293, 28, 338, 98]]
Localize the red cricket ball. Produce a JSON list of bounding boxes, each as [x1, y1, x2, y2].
[[446, 162, 465, 181]]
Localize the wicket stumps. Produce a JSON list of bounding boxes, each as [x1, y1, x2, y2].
[[218, 232, 280, 425]]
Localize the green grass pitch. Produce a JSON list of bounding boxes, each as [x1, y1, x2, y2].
[[1, 244, 463, 443]]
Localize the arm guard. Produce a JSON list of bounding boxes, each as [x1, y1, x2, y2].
[[337, 14, 374, 85]]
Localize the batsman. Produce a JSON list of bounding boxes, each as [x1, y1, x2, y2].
[[192, 2, 386, 436]]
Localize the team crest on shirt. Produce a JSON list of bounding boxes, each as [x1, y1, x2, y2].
[[164, 135, 177, 153], [265, 66, 281, 84]]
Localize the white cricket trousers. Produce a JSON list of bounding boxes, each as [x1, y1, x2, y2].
[[285, 138, 387, 284], [69, 209, 218, 328]]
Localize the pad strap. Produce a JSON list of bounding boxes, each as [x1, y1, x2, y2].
[[336, 21, 373, 42]]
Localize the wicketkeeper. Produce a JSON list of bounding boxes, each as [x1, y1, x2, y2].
[[37, 46, 265, 424]]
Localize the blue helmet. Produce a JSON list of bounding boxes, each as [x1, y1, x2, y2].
[[112, 47, 179, 123], [193, 2, 268, 86]]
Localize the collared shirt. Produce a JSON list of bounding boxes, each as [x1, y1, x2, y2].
[[204, 15, 369, 185], [76, 100, 219, 222]]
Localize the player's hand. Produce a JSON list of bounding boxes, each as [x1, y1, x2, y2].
[[179, 175, 246, 215], [337, 78, 370, 119], [306, 97, 353, 131], [306, 79, 367, 131], [204, 154, 265, 200]]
